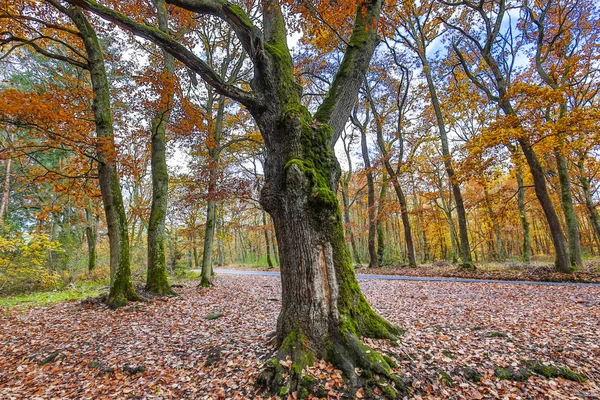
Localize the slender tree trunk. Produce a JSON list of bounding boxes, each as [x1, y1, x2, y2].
[[146, 0, 176, 296], [483, 185, 504, 261], [262, 210, 274, 268], [200, 197, 216, 287], [359, 126, 378, 268], [422, 61, 473, 268], [554, 148, 583, 268], [515, 134, 570, 272], [578, 161, 600, 252], [341, 181, 362, 265], [515, 163, 532, 262], [85, 201, 98, 271], [217, 217, 225, 266], [376, 176, 387, 266], [70, 7, 138, 307], [374, 130, 417, 267], [0, 134, 13, 225]]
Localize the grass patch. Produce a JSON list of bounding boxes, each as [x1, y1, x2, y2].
[[0, 281, 106, 310]]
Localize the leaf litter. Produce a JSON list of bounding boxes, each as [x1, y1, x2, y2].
[[0, 276, 598, 399]]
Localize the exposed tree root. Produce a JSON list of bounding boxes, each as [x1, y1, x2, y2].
[[257, 330, 410, 399]]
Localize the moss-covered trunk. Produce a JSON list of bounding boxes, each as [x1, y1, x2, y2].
[[69, 7, 138, 308], [259, 109, 404, 396], [146, 0, 175, 296]]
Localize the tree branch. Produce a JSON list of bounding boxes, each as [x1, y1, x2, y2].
[[64, 0, 264, 110], [314, 0, 383, 145]]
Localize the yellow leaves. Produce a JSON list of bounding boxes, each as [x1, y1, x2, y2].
[[0, 233, 62, 295]]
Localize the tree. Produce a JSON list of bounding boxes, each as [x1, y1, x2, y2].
[[66, 0, 407, 395], [146, 0, 177, 296]]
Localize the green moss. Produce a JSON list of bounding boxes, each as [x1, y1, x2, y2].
[[488, 331, 508, 338], [523, 361, 587, 382], [462, 367, 481, 383], [0, 282, 106, 309], [494, 365, 531, 382], [441, 349, 455, 359], [225, 4, 254, 28], [438, 369, 455, 387], [382, 354, 397, 369], [205, 312, 223, 320]]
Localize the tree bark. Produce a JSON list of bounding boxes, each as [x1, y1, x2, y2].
[[515, 134, 570, 272], [340, 132, 362, 265], [199, 94, 225, 287], [146, 0, 176, 296], [483, 184, 504, 261], [199, 197, 216, 286]]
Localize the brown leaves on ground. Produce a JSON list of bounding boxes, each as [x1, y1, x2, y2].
[[1, 276, 599, 399]]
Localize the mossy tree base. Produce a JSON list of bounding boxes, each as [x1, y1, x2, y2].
[[460, 262, 476, 270], [198, 276, 213, 288], [107, 282, 140, 309], [257, 330, 409, 399], [145, 281, 177, 297]]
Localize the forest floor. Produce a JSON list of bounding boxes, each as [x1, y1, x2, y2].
[[231, 260, 600, 284], [1, 276, 599, 399]]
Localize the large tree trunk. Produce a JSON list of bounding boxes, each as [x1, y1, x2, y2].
[[146, 0, 176, 296], [555, 148, 583, 268], [259, 113, 403, 395], [69, 7, 138, 308], [359, 125, 378, 269]]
